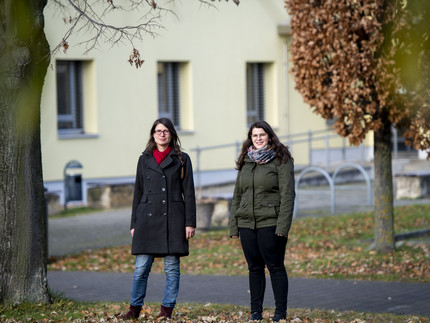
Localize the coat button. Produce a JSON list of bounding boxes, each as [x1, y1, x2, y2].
[[148, 213, 152, 217], [163, 212, 167, 216], [162, 200, 166, 204], [147, 176, 150, 180], [161, 188, 166, 192], [149, 201, 152, 205], [162, 175, 166, 179]]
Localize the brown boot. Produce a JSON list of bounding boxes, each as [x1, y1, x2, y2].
[[119, 305, 141, 320], [156, 305, 173, 320]]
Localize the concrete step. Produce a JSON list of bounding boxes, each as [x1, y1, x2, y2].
[[402, 159, 430, 172]]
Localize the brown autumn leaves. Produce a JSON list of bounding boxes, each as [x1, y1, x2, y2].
[[285, 0, 430, 152]]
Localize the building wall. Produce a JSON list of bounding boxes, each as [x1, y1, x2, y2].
[[41, 0, 372, 188]]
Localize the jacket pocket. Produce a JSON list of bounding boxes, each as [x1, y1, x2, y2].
[[136, 194, 149, 224], [172, 193, 185, 215], [238, 199, 248, 210], [261, 199, 280, 207], [261, 199, 280, 217], [140, 194, 148, 203], [173, 193, 184, 202]]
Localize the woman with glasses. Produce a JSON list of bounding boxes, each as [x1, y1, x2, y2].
[[230, 121, 295, 322], [121, 118, 196, 320]]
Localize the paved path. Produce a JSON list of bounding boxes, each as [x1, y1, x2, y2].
[[48, 271, 430, 316], [48, 204, 430, 317], [49, 208, 132, 256]]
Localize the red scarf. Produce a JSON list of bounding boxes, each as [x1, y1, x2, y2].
[[153, 146, 172, 165]]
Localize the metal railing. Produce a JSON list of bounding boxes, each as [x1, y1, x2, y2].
[[191, 141, 241, 193], [277, 129, 367, 169], [190, 128, 368, 188], [189, 127, 411, 191], [293, 162, 373, 218]]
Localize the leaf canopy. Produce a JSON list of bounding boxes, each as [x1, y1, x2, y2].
[[286, 0, 430, 152]]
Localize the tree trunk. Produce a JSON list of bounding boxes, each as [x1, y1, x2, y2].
[[0, 0, 51, 303], [372, 117, 395, 252]]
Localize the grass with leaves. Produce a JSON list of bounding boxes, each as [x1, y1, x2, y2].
[[1, 298, 428, 322], [48, 204, 430, 282], [50, 207, 103, 219], [2, 205, 429, 322]]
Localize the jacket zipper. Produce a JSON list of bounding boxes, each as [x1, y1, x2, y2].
[[252, 163, 257, 230]]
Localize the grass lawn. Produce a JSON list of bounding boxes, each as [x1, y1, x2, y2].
[[1, 205, 428, 322], [48, 204, 430, 282], [49, 207, 103, 219], [1, 299, 428, 322]]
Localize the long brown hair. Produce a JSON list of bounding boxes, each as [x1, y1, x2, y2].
[[236, 121, 293, 170], [145, 118, 183, 161]]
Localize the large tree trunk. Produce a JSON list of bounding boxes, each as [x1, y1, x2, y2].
[[0, 0, 51, 303], [372, 117, 395, 252]]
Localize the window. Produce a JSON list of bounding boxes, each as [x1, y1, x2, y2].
[[158, 62, 180, 128], [246, 63, 265, 126], [56, 60, 84, 133]]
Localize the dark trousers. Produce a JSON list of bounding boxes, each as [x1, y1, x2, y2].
[[239, 226, 288, 316]]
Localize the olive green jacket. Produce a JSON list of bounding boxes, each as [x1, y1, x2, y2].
[[229, 156, 295, 237]]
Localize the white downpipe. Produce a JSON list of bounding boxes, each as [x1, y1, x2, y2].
[[283, 41, 290, 142]]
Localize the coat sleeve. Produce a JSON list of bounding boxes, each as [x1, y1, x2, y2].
[[275, 159, 296, 236], [130, 156, 144, 230], [181, 153, 197, 228], [229, 171, 242, 237]]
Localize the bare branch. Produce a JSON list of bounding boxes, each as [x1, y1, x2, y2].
[[49, 0, 239, 68]]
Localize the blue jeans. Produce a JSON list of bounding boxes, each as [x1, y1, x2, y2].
[[130, 254, 180, 308]]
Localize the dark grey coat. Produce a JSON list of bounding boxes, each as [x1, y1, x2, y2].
[[130, 149, 196, 257]]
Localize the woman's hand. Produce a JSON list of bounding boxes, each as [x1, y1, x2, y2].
[[186, 226, 195, 240], [130, 229, 134, 237], [231, 235, 239, 239]]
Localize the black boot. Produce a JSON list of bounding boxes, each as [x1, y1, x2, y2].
[[250, 311, 262, 321], [272, 312, 286, 322], [120, 305, 141, 320]]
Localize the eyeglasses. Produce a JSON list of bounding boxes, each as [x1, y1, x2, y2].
[[155, 130, 170, 136], [252, 133, 267, 139]]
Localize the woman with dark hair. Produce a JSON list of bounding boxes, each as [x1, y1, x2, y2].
[[121, 118, 196, 320], [230, 120, 295, 322]]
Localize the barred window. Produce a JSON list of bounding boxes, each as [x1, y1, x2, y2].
[[56, 60, 83, 133], [246, 63, 265, 126], [158, 62, 180, 128]]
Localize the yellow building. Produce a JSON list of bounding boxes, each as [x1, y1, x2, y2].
[[41, 0, 373, 204]]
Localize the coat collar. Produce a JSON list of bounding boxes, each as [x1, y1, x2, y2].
[[143, 148, 178, 173], [244, 155, 253, 163]]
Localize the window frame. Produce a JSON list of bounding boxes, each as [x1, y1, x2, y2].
[[56, 60, 84, 135], [158, 62, 180, 129], [246, 63, 265, 127]]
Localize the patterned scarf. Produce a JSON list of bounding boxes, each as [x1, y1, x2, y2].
[[247, 145, 276, 164]]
